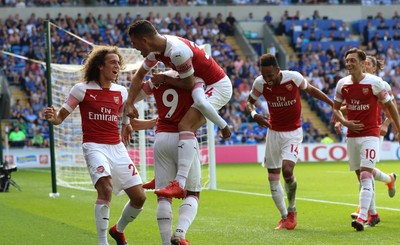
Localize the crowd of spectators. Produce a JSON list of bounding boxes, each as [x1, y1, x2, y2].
[[1, 0, 400, 7], [274, 9, 400, 142], [1, 9, 399, 148]]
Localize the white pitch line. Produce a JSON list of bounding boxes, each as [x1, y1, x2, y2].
[[217, 188, 400, 212]]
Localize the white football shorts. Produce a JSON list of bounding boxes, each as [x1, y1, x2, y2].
[[154, 132, 201, 192], [347, 136, 379, 171], [262, 127, 303, 169], [82, 142, 142, 196], [193, 75, 232, 111]]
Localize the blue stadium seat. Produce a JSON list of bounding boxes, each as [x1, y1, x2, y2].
[[292, 30, 350, 43], [301, 41, 360, 53], [284, 19, 343, 32], [356, 19, 399, 34]]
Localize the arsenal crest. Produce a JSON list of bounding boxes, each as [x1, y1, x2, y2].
[[362, 88, 369, 95], [286, 84, 293, 91], [97, 166, 105, 173], [114, 96, 120, 104]]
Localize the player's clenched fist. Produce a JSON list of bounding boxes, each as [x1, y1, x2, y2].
[[45, 106, 56, 123], [125, 103, 139, 119]]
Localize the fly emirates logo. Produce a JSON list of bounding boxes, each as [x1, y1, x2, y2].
[[269, 96, 296, 108], [347, 99, 370, 111], [88, 107, 118, 121]]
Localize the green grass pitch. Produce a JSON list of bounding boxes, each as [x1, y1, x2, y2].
[[1, 161, 399, 244]]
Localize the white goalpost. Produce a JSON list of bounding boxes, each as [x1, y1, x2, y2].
[[46, 41, 216, 191]]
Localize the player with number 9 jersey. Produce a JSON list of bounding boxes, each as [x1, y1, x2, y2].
[[136, 70, 202, 244], [127, 20, 232, 199]]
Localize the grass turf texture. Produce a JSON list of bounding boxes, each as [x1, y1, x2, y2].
[[1, 161, 399, 244]]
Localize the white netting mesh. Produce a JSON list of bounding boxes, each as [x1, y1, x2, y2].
[[50, 45, 215, 191]]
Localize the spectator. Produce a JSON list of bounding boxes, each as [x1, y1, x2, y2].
[[312, 10, 321, 20], [9, 125, 26, 148], [321, 134, 334, 144], [393, 11, 400, 19], [264, 11, 273, 28], [32, 131, 44, 147]]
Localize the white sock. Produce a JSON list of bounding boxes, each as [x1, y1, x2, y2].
[[369, 179, 377, 215], [157, 199, 173, 245], [269, 173, 287, 219], [95, 199, 110, 245], [285, 177, 297, 212], [175, 196, 199, 238], [359, 171, 373, 221], [116, 201, 143, 232], [176, 131, 196, 188], [373, 168, 391, 183], [192, 86, 227, 129]]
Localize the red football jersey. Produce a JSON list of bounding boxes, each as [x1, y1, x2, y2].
[[143, 35, 225, 86], [250, 70, 307, 132], [142, 81, 193, 133], [63, 81, 127, 144], [334, 74, 391, 137]]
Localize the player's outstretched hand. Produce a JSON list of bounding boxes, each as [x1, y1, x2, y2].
[[125, 103, 139, 119], [220, 125, 232, 139]]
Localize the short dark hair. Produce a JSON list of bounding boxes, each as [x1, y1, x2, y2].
[[128, 20, 157, 38], [260, 53, 278, 67], [345, 48, 366, 61]]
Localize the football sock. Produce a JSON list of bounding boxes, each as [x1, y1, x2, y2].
[[175, 195, 199, 238], [369, 179, 377, 216], [192, 86, 227, 129], [157, 199, 173, 245], [269, 173, 287, 219], [116, 200, 143, 232], [176, 131, 196, 188], [373, 168, 391, 183], [359, 171, 373, 221], [284, 177, 297, 212], [95, 199, 110, 245]]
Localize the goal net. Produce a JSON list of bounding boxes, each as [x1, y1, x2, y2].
[[48, 44, 216, 192]]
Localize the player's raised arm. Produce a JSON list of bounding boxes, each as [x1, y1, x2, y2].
[[44, 105, 70, 125], [126, 66, 149, 118]]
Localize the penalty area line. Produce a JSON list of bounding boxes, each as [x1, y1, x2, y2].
[[216, 188, 400, 212]]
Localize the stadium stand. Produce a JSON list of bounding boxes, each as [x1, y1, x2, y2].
[[1, 6, 399, 147]]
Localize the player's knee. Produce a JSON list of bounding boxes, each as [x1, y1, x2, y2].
[[360, 171, 373, 180], [131, 192, 146, 208], [186, 191, 200, 199], [282, 168, 294, 180], [95, 177, 113, 199]]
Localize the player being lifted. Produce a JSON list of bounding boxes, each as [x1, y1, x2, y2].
[[246, 53, 333, 230], [125, 20, 232, 199], [332, 48, 400, 231], [45, 46, 146, 245]]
